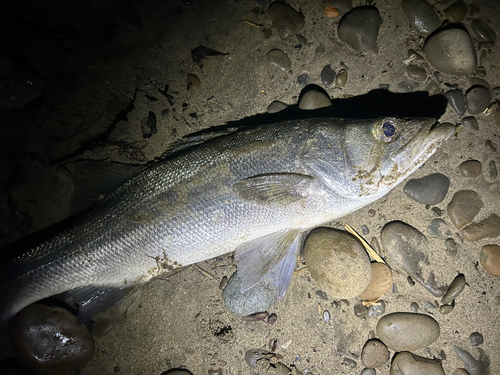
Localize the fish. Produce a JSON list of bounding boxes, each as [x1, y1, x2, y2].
[[0, 116, 455, 325]]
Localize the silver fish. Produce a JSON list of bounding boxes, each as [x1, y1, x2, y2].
[[0, 117, 454, 325]]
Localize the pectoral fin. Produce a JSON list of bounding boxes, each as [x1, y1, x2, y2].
[[235, 229, 302, 297], [232, 173, 313, 205]]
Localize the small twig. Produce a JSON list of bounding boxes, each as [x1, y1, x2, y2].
[[190, 264, 220, 283], [294, 266, 308, 274], [244, 20, 264, 28]]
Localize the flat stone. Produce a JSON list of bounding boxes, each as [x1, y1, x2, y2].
[[454, 346, 490, 375], [480, 244, 500, 276], [404, 173, 450, 205], [267, 49, 291, 71], [381, 221, 447, 297], [462, 214, 500, 242], [390, 352, 445, 375], [298, 90, 332, 110], [441, 273, 466, 304], [222, 272, 278, 316], [459, 160, 482, 177], [445, 0, 468, 23], [303, 228, 372, 299], [424, 29, 477, 76], [361, 339, 390, 368], [447, 190, 483, 229], [471, 19, 497, 42], [466, 86, 490, 114], [444, 89, 467, 116], [268, 2, 305, 40], [376, 312, 440, 351], [338, 6, 381, 52], [462, 116, 479, 131], [401, 0, 440, 35]]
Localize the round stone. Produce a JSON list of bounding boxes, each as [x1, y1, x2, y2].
[[361, 339, 390, 368], [444, 89, 467, 116], [459, 160, 482, 177], [368, 301, 386, 318], [376, 312, 440, 351], [303, 228, 372, 298], [470, 332, 484, 346], [268, 2, 305, 40], [187, 74, 200, 90], [439, 305, 454, 314], [404, 173, 450, 205], [358, 262, 393, 301], [410, 302, 419, 312], [424, 29, 477, 76], [335, 69, 348, 87], [361, 368, 377, 375], [298, 90, 332, 110], [447, 190, 483, 229], [267, 101, 288, 113], [445, 0, 468, 23], [465, 86, 490, 114], [321, 65, 336, 85], [462, 116, 479, 131], [390, 352, 445, 375], [267, 49, 291, 71], [338, 6, 381, 52], [222, 272, 278, 316], [9, 304, 95, 374], [480, 245, 500, 276], [402, 0, 440, 35], [442, 274, 466, 304], [406, 64, 427, 81], [354, 302, 369, 318]]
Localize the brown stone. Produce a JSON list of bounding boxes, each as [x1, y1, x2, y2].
[[480, 244, 500, 276]]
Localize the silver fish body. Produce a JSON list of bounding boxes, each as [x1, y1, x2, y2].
[[0, 117, 454, 324]]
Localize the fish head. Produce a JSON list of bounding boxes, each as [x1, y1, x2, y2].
[[343, 117, 455, 197]]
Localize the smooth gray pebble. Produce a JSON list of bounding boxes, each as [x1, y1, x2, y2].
[[321, 65, 336, 85], [462, 116, 479, 131], [410, 302, 419, 312], [470, 332, 484, 346], [466, 86, 490, 114], [445, 89, 467, 116], [489, 160, 497, 179]]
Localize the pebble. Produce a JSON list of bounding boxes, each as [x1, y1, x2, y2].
[[459, 160, 482, 177], [368, 301, 386, 318], [479, 244, 500, 276], [439, 304, 454, 314], [298, 90, 332, 110], [381, 221, 447, 297], [401, 0, 440, 35], [390, 352, 445, 375], [161, 370, 193, 375], [444, 0, 468, 23], [342, 358, 357, 368], [338, 6, 381, 52], [377, 312, 440, 351], [323, 310, 330, 323], [424, 301, 437, 310], [335, 69, 348, 87], [454, 346, 489, 375], [324, 6, 340, 18], [462, 214, 500, 242], [471, 19, 497, 43], [441, 274, 466, 304], [358, 263, 393, 301], [361, 225, 369, 235], [447, 190, 483, 229], [410, 302, 419, 312], [406, 65, 427, 81], [424, 29, 477, 76], [361, 339, 389, 368], [489, 161, 497, 179], [296, 34, 307, 46], [470, 77, 490, 91], [9, 304, 95, 374], [354, 302, 369, 318], [492, 86, 500, 100], [427, 219, 447, 236], [431, 207, 443, 217], [462, 116, 479, 131], [297, 74, 309, 88], [262, 28, 272, 39], [321, 65, 336, 85], [268, 2, 305, 40], [445, 238, 459, 256], [361, 368, 377, 375], [485, 140, 497, 152], [267, 101, 288, 113], [403, 173, 450, 205], [466, 86, 490, 114], [470, 332, 484, 346], [187, 74, 200, 90], [316, 290, 328, 300], [222, 272, 278, 316], [267, 49, 291, 71], [368, 209, 376, 217], [315, 44, 325, 56], [303, 228, 372, 298], [444, 89, 467, 116]]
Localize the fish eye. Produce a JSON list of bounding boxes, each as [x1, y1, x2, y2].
[[375, 119, 397, 142]]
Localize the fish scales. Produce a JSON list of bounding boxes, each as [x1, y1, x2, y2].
[[0, 117, 455, 324]]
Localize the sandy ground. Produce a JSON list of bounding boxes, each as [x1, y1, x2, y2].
[[0, 0, 499, 374]]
